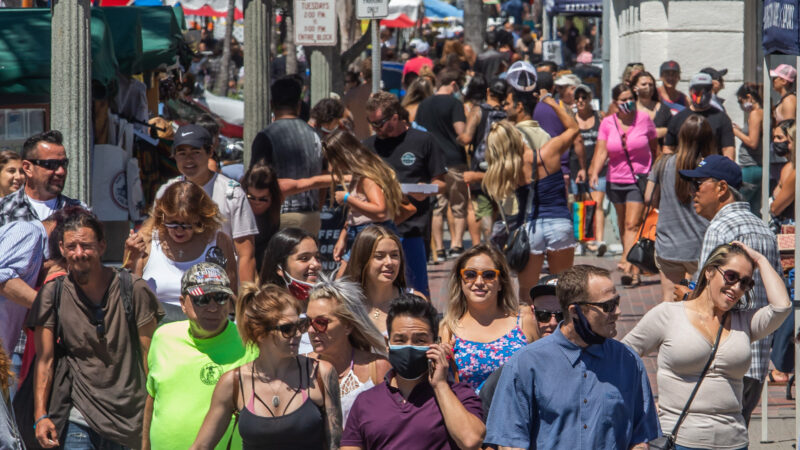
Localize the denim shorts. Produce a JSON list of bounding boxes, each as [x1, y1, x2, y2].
[[570, 176, 607, 195], [525, 217, 577, 254]]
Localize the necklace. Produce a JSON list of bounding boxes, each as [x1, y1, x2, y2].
[[254, 362, 282, 408], [372, 307, 382, 319]]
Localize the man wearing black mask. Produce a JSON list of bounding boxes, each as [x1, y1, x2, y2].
[[664, 73, 735, 159], [341, 294, 484, 450]]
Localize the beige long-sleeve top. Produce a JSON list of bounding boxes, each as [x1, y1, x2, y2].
[[621, 301, 790, 449]]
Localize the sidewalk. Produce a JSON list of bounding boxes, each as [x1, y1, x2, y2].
[[426, 251, 797, 448]]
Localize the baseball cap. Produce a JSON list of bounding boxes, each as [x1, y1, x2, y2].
[[181, 262, 235, 297], [770, 64, 797, 83], [678, 155, 743, 190], [575, 84, 592, 96], [530, 274, 559, 300], [506, 61, 538, 92], [660, 60, 681, 74], [173, 124, 211, 150], [554, 73, 581, 87], [415, 41, 430, 55], [689, 73, 713, 89], [700, 67, 727, 81]]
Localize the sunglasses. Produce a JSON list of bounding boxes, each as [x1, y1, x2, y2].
[[27, 158, 69, 171], [691, 178, 716, 192], [534, 309, 564, 323], [247, 193, 271, 203], [267, 317, 311, 338], [368, 115, 392, 129], [190, 292, 231, 307], [164, 222, 196, 230], [308, 316, 332, 333], [89, 305, 105, 338], [715, 267, 755, 291], [577, 295, 620, 313], [460, 268, 500, 283]]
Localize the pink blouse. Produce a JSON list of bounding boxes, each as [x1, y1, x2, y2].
[[598, 110, 657, 184]]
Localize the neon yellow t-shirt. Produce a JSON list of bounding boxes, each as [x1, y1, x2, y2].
[[147, 320, 258, 450]]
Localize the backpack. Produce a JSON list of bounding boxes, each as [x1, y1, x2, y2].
[[472, 103, 508, 171]]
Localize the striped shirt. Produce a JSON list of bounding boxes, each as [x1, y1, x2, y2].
[[696, 201, 782, 381]]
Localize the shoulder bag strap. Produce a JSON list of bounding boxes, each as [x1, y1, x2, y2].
[[53, 275, 65, 348], [226, 367, 241, 450], [117, 268, 143, 373], [612, 116, 641, 186], [668, 311, 729, 441]]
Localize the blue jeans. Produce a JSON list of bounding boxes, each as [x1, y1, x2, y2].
[[63, 422, 130, 450], [400, 236, 430, 298]]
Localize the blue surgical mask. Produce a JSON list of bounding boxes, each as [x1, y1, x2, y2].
[[571, 305, 606, 346]]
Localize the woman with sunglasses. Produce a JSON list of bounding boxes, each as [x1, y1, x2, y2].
[[441, 244, 537, 392], [622, 242, 790, 450], [192, 284, 342, 450], [306, 274, 391, 425], [126, 181, 237, 322], [343, 225, 419, 335]]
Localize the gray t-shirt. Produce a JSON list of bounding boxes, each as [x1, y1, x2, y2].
[[737, 120, 762, 167], [648, 155, 709, 261]]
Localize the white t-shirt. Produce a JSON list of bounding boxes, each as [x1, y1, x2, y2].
[[28, 196, 58, 220], [156, 172, 259, 240]]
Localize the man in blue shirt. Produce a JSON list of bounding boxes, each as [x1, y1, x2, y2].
[[485, 265, 660, 449]]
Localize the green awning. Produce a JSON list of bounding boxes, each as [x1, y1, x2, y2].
[[135, 6, 186, 71], [100, 7, 144, 76]]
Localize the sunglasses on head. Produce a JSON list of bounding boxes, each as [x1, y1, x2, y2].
[[190, 292, 231, 307], [715, 267, 755, 291], [268, 316, 311, 338], [460, 268, 500, 282], [308, 316, 332, 333], [27, 158, 69, 171], [534, 309, 564, 323], [577, 295, 620, 313]]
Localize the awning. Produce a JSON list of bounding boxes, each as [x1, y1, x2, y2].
[[389, 0, 422, 22], [423, 0, 463, 20], [100, 6, 145, 75], [136, 6, 191, 70], [183, 5, 243, 19], [381, 12, 429, 28]]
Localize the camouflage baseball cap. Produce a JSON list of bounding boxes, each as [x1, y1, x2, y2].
[[181, 262, 234, 297]]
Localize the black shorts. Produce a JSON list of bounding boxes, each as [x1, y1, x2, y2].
[[606, 182, 644, 204]]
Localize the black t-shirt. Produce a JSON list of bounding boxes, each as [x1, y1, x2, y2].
[[664, 107, 735, 150], [363, 129, 447, 237], [415, 94, 468, 167]]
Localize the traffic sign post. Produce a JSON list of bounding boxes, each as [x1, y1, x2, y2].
[[295, 0, 337, 46]]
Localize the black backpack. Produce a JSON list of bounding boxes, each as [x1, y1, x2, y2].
[[472, 103, 508, 171]]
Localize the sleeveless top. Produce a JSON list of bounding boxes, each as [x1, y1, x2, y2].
[[775, 93, 796, 123], [570, 112, 605, 178], [518, 150, 571, 222], [339, 356, 376, 427], [142, 230, 217, 306], [452, 314, 528, 392], [737, 118, 763, 167], [346, 177, 372, 227], [238, 358, 325, 450]]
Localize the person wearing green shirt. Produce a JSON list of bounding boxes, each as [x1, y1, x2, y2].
[[143, 263, 257, 450]]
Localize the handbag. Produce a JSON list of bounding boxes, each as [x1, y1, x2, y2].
[[649, 312, 729, 450], [627, 202, 659, 274], [572, 183, 597, 242], [491, 184, 533, 273]]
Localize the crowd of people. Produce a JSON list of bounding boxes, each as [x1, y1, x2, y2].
[[0, 19, 799, 450]]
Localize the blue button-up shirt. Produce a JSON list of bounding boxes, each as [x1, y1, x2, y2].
[[485, 326, 660, 449]]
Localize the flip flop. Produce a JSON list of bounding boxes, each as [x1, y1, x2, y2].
[[769, 369, 790, 385]]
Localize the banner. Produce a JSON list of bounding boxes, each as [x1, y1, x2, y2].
[[763, 0, 800, 55]]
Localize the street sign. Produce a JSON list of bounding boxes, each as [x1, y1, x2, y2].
[[294, 0, 337, 46], [356, 0, 388, 19]]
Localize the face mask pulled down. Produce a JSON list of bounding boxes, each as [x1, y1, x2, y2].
[[281, 268, 314, 301], [618, 100, 636, 114], [389, 345, 430, 380], [571, 305, 606, 346]]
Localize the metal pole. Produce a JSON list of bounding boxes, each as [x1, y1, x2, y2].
[[794, 54, 800, 450], [761, 56, 771, 222], [372, 19, 381, 93], [601, 0, 610, 110]]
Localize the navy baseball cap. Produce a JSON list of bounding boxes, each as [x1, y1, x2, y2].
[[173, 124, 211, 151], [530, 274, 559, 300], [679, 155, 742, 189], [660, 60, 681, 74]]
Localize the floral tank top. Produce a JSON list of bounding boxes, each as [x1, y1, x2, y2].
[[453, 315, 528, 392]]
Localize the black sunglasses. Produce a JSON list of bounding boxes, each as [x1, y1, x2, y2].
[[368, 115, 392, 129], [90, 305, 105, 338], [267, 317, 311, 338], [534, 309, 564, 323], [164, 222, 195, 230], [27, 158, 69, 171], [190, 292, 231, 307], [715, 267, 755, 291], [577, 295, 620, 313]]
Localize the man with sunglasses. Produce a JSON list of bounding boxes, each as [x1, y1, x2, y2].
[[0, 130, 84, 227], [143, 263, 256, 449], [678, 154, 782, 426], [485, 265, 659, 450]]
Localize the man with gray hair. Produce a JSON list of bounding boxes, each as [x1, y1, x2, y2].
[[677, 154, 781, 425]]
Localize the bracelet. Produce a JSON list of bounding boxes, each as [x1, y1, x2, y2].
[[343, 192, 350, 204], [33, 414, 49, 430]]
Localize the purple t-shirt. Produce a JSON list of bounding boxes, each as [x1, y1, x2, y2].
[[342, 372, 484, 449], [533, 101, 570, 175]]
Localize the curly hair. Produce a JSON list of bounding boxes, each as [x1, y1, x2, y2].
[[482, 120, 526, 201], [151, 180, 222, 238], [237, 283, 302, 346]]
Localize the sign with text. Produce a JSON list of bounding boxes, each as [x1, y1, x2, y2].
[[357, 0, 388, 19], [295, 0, 337, 46]]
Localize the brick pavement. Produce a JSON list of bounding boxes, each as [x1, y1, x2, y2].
[[425, 252, 798, 448]]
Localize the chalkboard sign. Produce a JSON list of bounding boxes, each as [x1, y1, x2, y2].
[[318, 203, 346, 273]]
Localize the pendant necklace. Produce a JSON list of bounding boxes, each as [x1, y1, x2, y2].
[[254, 362, 282, 408], [373, 307, 382, 319]]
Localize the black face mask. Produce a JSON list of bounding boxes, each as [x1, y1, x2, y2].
[[774, 141, 791, 157], [388, 345, 429, 380], [571, 305, 606, 346]]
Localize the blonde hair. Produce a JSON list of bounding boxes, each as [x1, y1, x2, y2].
[[150, 180, 223, 237], [789, 122, 797, 168], [690, 243, 756, 309], [308, 272, 387, 356], [236, 283, 302, 346], [482, 120, 525, 201], [443, 244, 518, 335]]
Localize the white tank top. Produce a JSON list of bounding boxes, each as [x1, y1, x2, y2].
[[142, 230, 218, 306], [340, 361, 375, 427]]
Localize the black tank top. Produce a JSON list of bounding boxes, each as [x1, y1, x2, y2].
[[237, 357, 325, 450]]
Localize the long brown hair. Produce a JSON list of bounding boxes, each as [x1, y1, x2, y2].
[[323, 130, 404, 219], [675, 115, 717, 203], [0, 341, 12, 402], [240, 161, 282, 225], [151, 180, 222, 238], [343, 225, 406, 292]]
